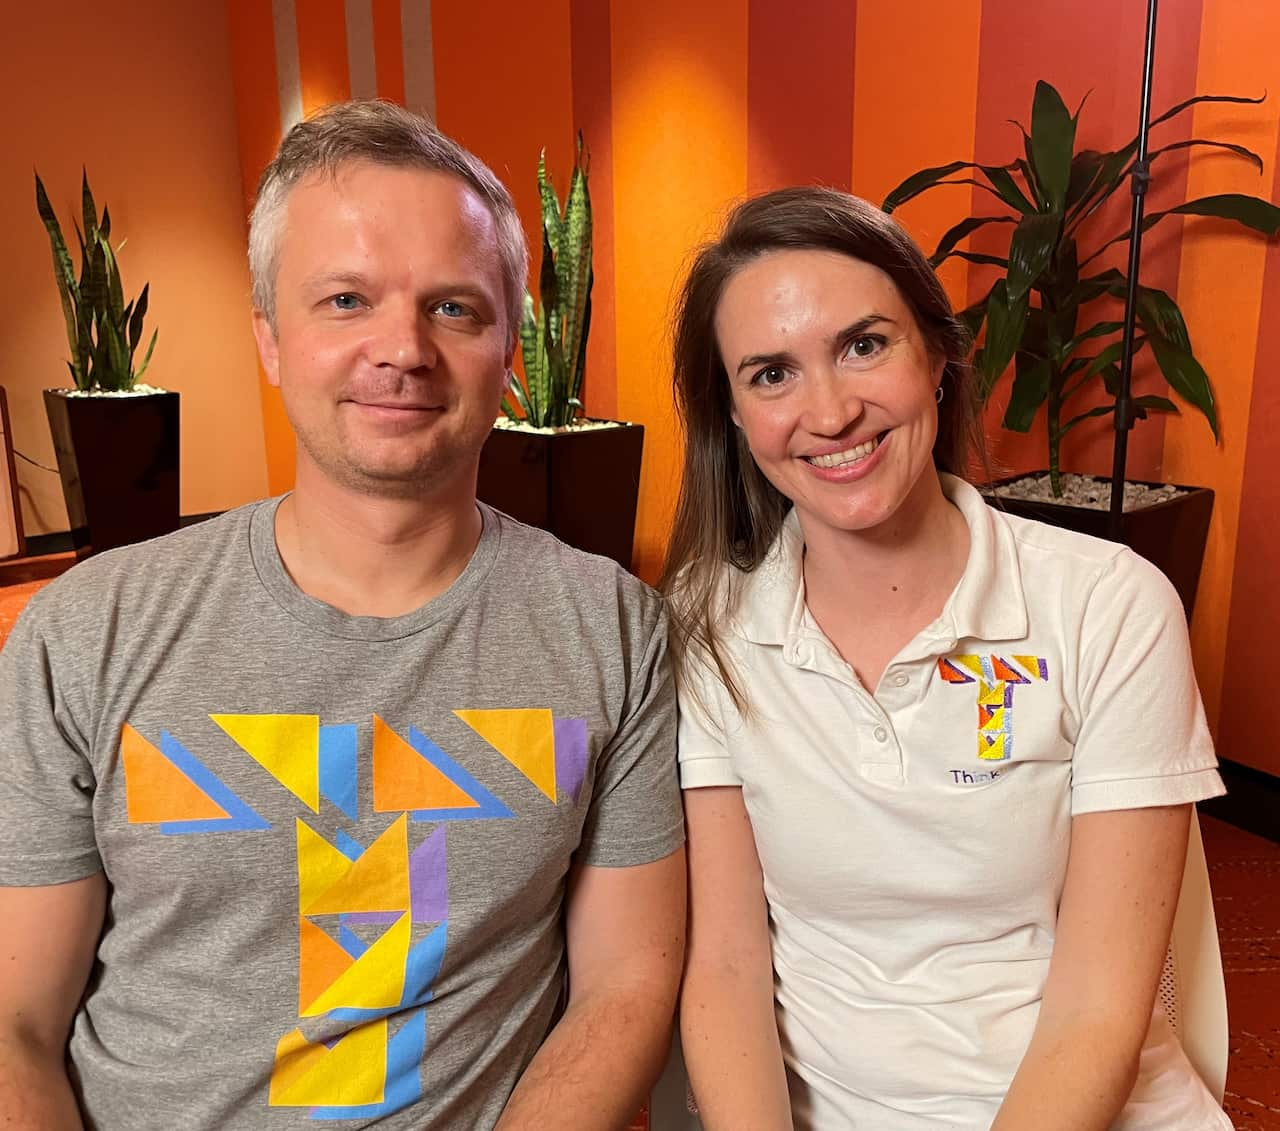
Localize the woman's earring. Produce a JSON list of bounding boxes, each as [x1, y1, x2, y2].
[[935, 386, 945, 404]]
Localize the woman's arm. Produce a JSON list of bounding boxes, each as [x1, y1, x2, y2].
[[992, 803, 1192, 1131], [680, 786, 792, 1131]]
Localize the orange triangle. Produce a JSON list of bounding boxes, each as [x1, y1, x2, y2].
[[298, 918, 355, 1013], [991, 656, 1025, 683], [120, 724, 229, 824], [938, 659, 972, 684], [372, 716, 479, 813]]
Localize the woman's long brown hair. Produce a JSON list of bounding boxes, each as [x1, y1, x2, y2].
[[659, 187, 982, 710]]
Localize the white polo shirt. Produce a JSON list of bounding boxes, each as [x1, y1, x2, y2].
[[678, 474, 1228, 1130]]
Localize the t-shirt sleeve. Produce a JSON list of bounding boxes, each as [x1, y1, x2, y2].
[[577, 588, 684, 868], [676, 643, 742, 790], [0, 590, 102, 885], [1070, 549, 1225, 816]]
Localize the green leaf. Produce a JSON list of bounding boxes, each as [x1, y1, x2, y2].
[[35, 172, 83, 384], [1003, 354, 1052, 432], [1060, 403, 1114, 437], [1146, 138, 1264, 174], [983, 165, 1036, 214], [1163, 192, 1280, 234], [537, 225, 559, 347], [1148, 332, 1219, 440], [1079, 339, 1132, 381], [128, 282, 150, 355], [1006, 211, 1060, 301], [979, 279, 1029, 391], [1134, 286, 1191, 352], [80, 170, 98, 241], [133, 328, 158, 385], [1065, 149, 1105, 209], [1133, 394, 1178, 415], [882, 161, 984, 213], [1029, 81, 1075, 212], [536, 149, 564, 256], [929, 215, 1016, 266], [1061, 320, 1123, 361], [941, 250, 1010, 269], [558, 150, 592, 399]]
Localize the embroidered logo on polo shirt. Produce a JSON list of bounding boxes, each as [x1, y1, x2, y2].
[[937, 654, 1049, 762]]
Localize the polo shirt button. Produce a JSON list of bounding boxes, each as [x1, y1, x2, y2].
[[891, 672, 909, 687], [873, 726, 889, 742]]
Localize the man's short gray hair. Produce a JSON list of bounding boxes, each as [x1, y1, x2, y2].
[[249, 100, 528, 333]]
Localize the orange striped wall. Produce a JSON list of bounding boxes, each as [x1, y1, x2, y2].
[[226, 0, 1280, 774]]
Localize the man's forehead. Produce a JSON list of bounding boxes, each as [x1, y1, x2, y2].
[[287, 161, 496, 232]]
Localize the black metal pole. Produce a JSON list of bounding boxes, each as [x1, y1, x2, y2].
[[1109, 0, 1159, 539]]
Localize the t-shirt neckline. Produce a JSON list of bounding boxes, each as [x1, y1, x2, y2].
[[249, 495, 502, 641]]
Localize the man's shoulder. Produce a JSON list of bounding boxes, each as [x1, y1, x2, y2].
[[486, 507, 660, 610], [25, 502, 264, 626]]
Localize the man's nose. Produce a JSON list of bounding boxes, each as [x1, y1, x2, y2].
[[370, 298, 439, 372]]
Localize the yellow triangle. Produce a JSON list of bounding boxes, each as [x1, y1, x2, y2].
[[302, 913, 410, 1017], [454, 708, 556, 801], [979, 733, 1007, 761], [1014, 655, 1046, 681], [978, 681, 1005, 706], [211, 713, 320, 812], [981, 707, 1005, 733], [955, 654, 986, 679], [269, 1019, 387, 1107], [296, 819, 355, 917], [303, 814, 410, 917]]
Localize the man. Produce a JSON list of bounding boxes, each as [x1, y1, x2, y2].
[[0, 101, 684, 1130]]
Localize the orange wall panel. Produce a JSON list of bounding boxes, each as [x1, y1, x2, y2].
[[851, 0, 981, 324], [297, 0, 352, 113], [1166, 0, 1280, 735], [611, 0, 749, 582], [373, 0, 407, 104]]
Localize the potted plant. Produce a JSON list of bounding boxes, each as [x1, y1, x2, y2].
[[883, 80, 1280, 616], [477, 137, 644, 570], [36, 171, 177, 557]]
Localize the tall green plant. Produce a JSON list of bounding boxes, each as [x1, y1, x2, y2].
[[35, 170, 158, 393], [883, 81, 1280, 495], [503, 136, 593, 429]]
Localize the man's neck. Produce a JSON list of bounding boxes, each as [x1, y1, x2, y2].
[[274, 465, 484, 618]]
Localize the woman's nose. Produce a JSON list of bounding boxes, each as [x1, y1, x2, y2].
[[802, 371, 863, 437]]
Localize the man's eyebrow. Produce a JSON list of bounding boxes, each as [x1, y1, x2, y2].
[[300, 270, 373, 292], [734, 314, 896, 376]]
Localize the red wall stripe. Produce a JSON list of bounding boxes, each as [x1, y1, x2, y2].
[[372, 0, 406, 104], [746, 0, 856, 193], [570, 0, 619, 421], [296, 0, 352, 114]]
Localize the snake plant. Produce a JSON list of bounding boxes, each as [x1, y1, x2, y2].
[[503, 136, 593, 428], [884, 81, 1280, 495], [35, 170, 158, 393]]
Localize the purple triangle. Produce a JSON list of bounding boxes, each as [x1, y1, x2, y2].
[[411, 827, 448, 924], [553, 718, 589, 805]]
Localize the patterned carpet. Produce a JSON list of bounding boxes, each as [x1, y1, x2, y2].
[[0, 577, 1274, 1129]]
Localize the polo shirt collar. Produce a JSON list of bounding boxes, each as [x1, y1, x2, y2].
[[731, 473, 1028, 649]]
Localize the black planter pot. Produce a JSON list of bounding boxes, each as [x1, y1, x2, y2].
[[984, 474, 1214, 621], [477, 421, 644, 570], [43, 388, 180, 557]]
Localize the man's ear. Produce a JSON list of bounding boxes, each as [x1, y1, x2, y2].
[[252, 310, 281, 388]]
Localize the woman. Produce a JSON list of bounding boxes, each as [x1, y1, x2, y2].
[[662, 187, 1229, 1130]]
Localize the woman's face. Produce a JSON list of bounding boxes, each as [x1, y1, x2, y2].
[[715, 248, 944, 541]]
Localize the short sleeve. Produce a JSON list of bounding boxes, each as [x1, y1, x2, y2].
[[676, 644, 742, 790], [1070, 549, 1225, 816], [0, 591, 102, 885], [577, 588, 684, 868]]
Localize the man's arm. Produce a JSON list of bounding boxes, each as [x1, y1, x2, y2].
[[0, 873, 106, 1130], [992, 804, 1190, 1131], [495, 847, 686, 1131]]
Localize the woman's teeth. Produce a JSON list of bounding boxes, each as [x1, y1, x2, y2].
[[805, 436, 880, 469]]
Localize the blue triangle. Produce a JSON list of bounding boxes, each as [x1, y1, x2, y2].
[[406, 727, 513, 822], [333, 829, 364, 863], [157, 732, 270, 834], [319, 724, 358, 821]]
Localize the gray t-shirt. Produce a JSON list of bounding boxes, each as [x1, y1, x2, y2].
[[0, 499, 683, 1129]]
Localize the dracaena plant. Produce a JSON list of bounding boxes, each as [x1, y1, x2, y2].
[[35, 171, 158, 393], [883, 80, 1280, 495], [503, 136, 593, 429]]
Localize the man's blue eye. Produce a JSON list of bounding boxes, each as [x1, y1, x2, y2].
[[437, 301, 468, 318], [333, 293, 360, 310]]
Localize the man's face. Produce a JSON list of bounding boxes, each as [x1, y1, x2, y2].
[[254, 162, 514, 499]]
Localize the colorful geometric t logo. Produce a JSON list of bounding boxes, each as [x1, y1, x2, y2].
[[937, 654, 1049, 762]]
